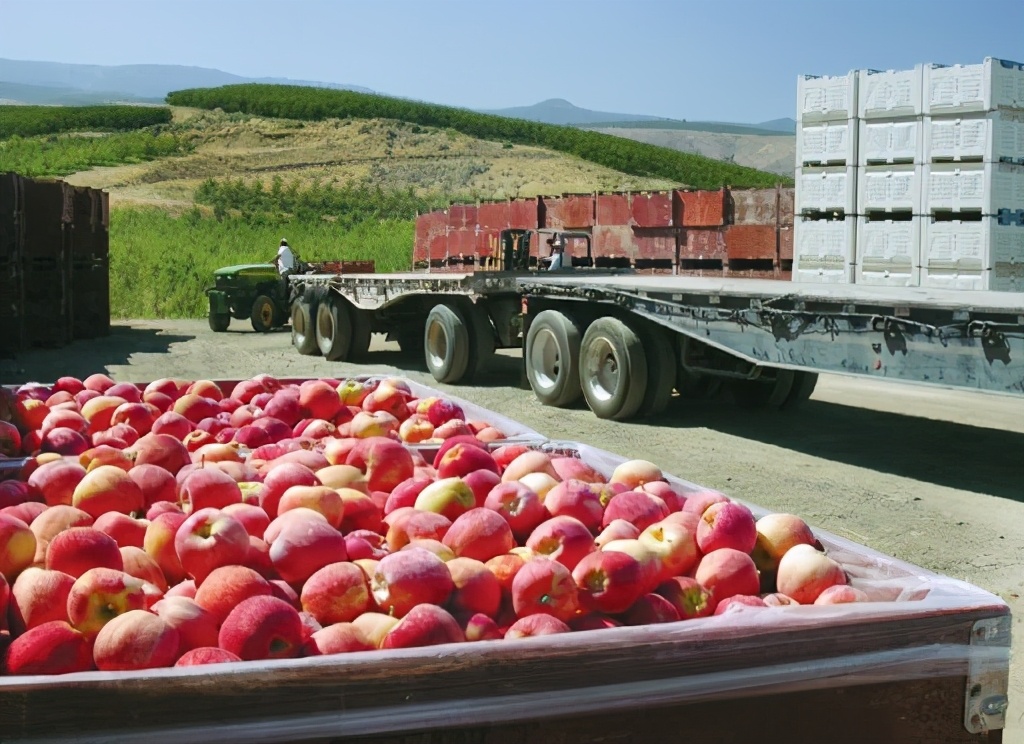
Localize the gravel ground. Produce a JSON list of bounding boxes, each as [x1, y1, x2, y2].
[[6, 318, 1024, 741]]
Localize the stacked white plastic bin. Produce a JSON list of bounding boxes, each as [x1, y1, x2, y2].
[[856, 66, 926, 286], [794, 72, 858, 283], [920, 59, 1024, 291]]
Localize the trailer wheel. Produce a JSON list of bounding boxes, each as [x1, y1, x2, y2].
[[781, 371, 819, 410], [315, 295, 352, 361], [579, 317, 648, 421], [291, 297, 319, 355], [636, 325, 676, 418], [424, 304, 470, 384], [525, 310, 582, 407], [208, 311, 230, 333], [250, 295, 276, 334], [464, 303, 496, 383], [349, 308, 372, 361]]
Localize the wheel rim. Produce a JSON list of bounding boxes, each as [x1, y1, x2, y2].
[[583, 335, 619, 403], [317, 306, 333, 343], [259, 303, 273, 327], [293, 305, 306, 335], [426, 319, 448, 369], [529, 328, 562, 392]]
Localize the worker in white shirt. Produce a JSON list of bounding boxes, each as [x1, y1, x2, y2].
[[275, 238, 296, 276]]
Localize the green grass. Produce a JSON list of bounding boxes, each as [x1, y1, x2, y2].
[[0, 105, 172, 139], [167, 84, 790, 189], [110, 207, 414, 318], [0, 130, 189, 178]]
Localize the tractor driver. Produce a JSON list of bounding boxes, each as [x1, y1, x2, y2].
[[545, 236, 570, 271], [275, 238, 296, 296]]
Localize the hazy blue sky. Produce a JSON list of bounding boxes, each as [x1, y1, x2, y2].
[[3, 0, 1022, 122]]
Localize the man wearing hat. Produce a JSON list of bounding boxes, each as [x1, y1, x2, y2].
[[545, 235, 571, 271]]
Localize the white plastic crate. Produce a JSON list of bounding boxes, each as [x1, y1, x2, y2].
[[793, 216, 856, 283], [797, 119, 857, 166], [924, 109, 1024, 164], [858, 67, 924, 119], [858, 164, 922, 214], [797, 71, 858, 122], [858, 118, 922, 165], [795, 166, 858, 215], [923, 161, 1024, 214], [855, 216, 922, 287], [924, 58, 1024, 115], [921, 218, 1024, 290]]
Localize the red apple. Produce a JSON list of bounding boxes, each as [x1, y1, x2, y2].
[[371, 547, 454, 618], [510, 557, 579, 622], [218, 595, 305, 661], [173, 508, 251, 585]]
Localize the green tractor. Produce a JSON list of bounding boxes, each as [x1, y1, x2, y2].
[[205, 264, 290, 333]]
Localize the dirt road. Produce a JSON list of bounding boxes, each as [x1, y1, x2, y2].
[[5, 318, 1024, 740]]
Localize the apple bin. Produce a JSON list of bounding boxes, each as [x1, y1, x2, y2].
[[0, 375, 1011, 743]]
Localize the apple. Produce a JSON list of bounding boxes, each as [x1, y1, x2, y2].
[[66, 567, 148, 638], [694, 548, 761, 603], [775, 544, 847, 604], [462, 469, 501, 509], [218, 595, 305, 660], [178, 467, 243, 513], [550, 456, 606, 485], [151, 411, 194, 441], [385, 509, 452, 551], [45, 526, 123, 578], [277, 485, 345, 528], [173, 508, 251, 585], [620, 593, 682, 626], [713, 595, 768, 616], [144, 511, 188, 585], [9, 567, 75, 631], [525, 515, 595, 571], [119, 546, 168, 591], [656, 575, 717, 619], [128, 433, 191, 475], [696, 501, 757, 554], [601, 490, 670, 532], [128, 464, 179, 509], [384, 477, 433, 515], [751, 513, 817, 574], [300, 561, 371, 625], [510, 557, 579, 622], [315, 463, 368, 493], [306, 622, 375, 655], [571, 550, 645, 615], [414, 477, 476, 521], [436, 442, 500, 480], [41, 427, 90, 456], [814, 585, 869, 605], [381, 603, 464, 649], [500, 450, 560, 484], [3, 620, 95, 675], [504, 613, 572, 639], [463, 612, 504, 641], [175, 647, 243, 666], [92, 609, 180, 671], [221, 502, 272, 538], [0, 513, 37, 580], [193, 564, 273, 625], [483, 482, 548, 541], [594, 519, 641, 549], [598, 539, 663, 595], [28, 504, 93, 564], [371, 547, 454, 618], [681, 490, 730, 516], [259, 462, 321, 519], [543, 479, 609, 533], [345, 436, 415, 494], [93, 511, 149, 549], [442, 507, 516, 563], [639, 519, 700, 581], [446, 556, 503, 619], [269, 513, 348, 586]]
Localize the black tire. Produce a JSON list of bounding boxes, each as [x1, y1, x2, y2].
[[291, 297, 319, 355], [208, 311, 230, 333], [525, 309, 583, 407], [250, 295, 276, 333], [780, 371, 819, 410], [315, 295, 352, 361], [424, 304, 470, 384], [349, 308, 372, 361], [464, 303, 496, 383], [579, 317, 648, 420], [635, 324, 676, 418]]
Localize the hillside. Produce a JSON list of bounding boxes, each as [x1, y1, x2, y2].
[[61, 107, 682, 209], [587, 126, 796, 177]]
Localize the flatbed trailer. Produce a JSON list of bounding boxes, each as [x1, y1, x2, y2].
[[287, 255, 1023, 421], [517, 275, 1024, 419]]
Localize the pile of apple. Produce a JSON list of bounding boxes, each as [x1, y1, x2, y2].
[[0, 373, 862, 677]]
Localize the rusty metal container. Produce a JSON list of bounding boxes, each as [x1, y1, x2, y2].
[[677, 189, 727, 227], [729, 187, 780, 226], [596, 193, 632, 225], [630, 192, 674, 228]]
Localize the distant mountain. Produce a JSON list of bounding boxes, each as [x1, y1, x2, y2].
[[0, 58, 372, 105], [478, 98, 674, 126], [755, 118, 797, 134]]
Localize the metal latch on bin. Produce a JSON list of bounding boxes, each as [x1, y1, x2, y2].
[[965, 616, 1010, 734]]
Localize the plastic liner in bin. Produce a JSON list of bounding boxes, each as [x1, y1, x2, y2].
[[0, 439, 1009, 743]]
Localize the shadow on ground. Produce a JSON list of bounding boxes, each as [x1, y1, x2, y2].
[[642, 396, 1024, 503], [0, 325, 195, 385]]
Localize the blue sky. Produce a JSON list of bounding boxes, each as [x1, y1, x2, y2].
[[2, 0, 1022, 122]]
